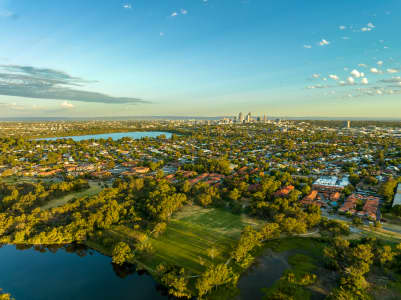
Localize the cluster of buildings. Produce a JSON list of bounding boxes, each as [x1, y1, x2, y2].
[[1, 120, 399, 226], [338, 193, 380, 221], [219, 113, 271, 124]]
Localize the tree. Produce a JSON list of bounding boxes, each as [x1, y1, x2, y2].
[[232, 226, 262, 265], [260, 223, 280, 240], [0, 290, 13, 300], [195, 264, 238, 298], [228, 188, 241, 202], [207, 247, 220, 260], [379, 178, 398, 205], [197, 193, 212, 207], [112, 242, 133, 265], [349, 174, 360, 186], [152, 222, 167, 237], [377, 245, 394, 266]]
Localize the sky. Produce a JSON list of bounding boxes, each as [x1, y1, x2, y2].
[[0, 0, 401, 119]]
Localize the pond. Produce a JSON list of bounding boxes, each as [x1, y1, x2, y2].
[[0, 244, 168, 300], [237, 249, 290, 299], [37, 131, 172, 141]]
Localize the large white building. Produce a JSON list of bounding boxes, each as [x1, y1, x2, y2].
[[312, 176, 350, 192], [393, 183, 401, 207]]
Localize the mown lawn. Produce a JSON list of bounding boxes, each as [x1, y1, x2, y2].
[[40, 181, 102, 210], [142, 205, 265, 274]]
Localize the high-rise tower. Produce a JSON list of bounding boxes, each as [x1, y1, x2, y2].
[[238, 112, 244, 123], [246, 112, 252, 123]]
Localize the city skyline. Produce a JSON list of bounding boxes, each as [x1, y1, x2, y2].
[[0, 0, 401, 118]]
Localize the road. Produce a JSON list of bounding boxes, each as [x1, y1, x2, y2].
[[321, 211, 401, 236]]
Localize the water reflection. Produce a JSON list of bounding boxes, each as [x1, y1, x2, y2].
[[0, 243, 169, 300], [7, 243, 143, 279]]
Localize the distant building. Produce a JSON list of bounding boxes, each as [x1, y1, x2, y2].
[[263, 114, 267, 123], [339, 193, 380, 220], [274, 185, 295, 197], [344, 120, 351, 129], [238, 112, 244, 123], [312, 176, 350, 192], [246, 112, 252, 123]]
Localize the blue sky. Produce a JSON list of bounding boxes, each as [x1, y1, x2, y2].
[[0, 0, 400, 118]]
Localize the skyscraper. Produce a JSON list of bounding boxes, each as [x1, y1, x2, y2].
[[238, 112, 244, 123], [263, 114, 267, 123], [246, 112, 252, 123]]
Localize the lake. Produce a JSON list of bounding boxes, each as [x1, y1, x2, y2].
[[237, 249, 289, 299], [38, 131, 172, 142], [0, 244, 168, 300], [0, 244, 288, 300]]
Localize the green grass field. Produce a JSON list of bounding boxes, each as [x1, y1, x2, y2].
[[41, 181, 102, 210], [141, 205, 265, 274]]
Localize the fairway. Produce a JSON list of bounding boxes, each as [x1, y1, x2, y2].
[[143, 205, 265, 274], [40, 181, 102, 210]]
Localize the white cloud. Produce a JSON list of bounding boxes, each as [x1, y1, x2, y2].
[[361, 78, 369, 85], [312, 74, 320, 78], [123, 4, 132, 9], [319, 39, 330, 46], [329, 74, 339, 80], [377, 60, 383, 66], [0, 102, 25, 111], [358, 64, 367, 68], [347, 77, 355, 84], [387, 68, 399, 74], [350, 69, 362, 78], [304, 45, 312, 49], [339, 81, 346, 86], [361, 22, 375, 32], [159, 32, 165, 36], [171, 12, 178, 17], [180, 9, 188, 15], [370, 68, 380, 73], [61, 101, 75, 109], [367, 22, 375, 28], [339, 25, 346, 30]]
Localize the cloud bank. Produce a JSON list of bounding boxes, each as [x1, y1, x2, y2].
[[0, 65, 148, 104]]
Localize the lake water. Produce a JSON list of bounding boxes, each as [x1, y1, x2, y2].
[[38, 131, 172, 141], [0, 244, 288, 300], [0, 244, 168, 300], [237, 250, 289, 299]]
